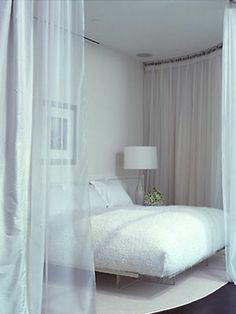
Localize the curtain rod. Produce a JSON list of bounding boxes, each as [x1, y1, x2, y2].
[[33, 16, 100, 45], [144, 43, 222, 67], [84, 36, 100, 45]]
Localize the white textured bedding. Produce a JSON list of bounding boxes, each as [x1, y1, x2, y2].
[[92, 205, 224, 277]]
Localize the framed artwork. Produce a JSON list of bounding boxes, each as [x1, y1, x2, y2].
[[49, 100, 77, 165]]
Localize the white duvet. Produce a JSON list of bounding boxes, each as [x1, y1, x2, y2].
[[91, 205, 224, 277]]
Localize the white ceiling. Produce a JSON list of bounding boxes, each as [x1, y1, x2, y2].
[[84, 0, 225, 62]]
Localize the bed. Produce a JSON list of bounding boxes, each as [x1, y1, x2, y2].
[[92, 204, 224, 279], [89, 179, 225, 281], [47, 178, 225, 284]]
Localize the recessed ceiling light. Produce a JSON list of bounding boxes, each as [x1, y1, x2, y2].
[[136, 53, 153, 58]]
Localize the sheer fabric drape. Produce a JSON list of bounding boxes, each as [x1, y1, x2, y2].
[[222, 3, 236, 284], [144, 53, 222, 208], [0, 1, 34, 313], [0, 1, 96, 313]]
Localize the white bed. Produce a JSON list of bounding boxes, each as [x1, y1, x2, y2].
[[47, 179, 225, 280], [91, 204, 224, 278]]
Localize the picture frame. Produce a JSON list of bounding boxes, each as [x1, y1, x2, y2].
[[49, 100, 77, 165]]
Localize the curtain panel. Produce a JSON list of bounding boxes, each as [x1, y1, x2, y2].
[[144, 52, 222, 208], [0, 1, 34, 313], [222, 3, 236, 284], [0, 1, 96, 313]]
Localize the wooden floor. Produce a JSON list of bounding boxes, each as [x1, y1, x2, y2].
[[155, 283, 236, 314]]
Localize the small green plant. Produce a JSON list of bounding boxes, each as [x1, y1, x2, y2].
[[144, 188, 164, 206]]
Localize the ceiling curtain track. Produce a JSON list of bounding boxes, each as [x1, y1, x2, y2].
[[144, 43, 222, 68]]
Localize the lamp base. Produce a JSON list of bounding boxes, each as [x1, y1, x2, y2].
[[135, 172, 144, 205]]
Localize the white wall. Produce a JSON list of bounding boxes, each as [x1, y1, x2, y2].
[[85, 43, 143, 178]]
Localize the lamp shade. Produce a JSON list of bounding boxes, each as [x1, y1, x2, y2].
[[124, 146, 158, 170]]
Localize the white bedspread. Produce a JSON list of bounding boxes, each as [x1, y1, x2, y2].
[[91, 205, 224, 277]]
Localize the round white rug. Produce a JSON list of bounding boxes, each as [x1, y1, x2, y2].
[[95, 251, 227, 314]]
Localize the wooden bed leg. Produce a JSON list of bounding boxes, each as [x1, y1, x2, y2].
[[116, 275, 121, 289]]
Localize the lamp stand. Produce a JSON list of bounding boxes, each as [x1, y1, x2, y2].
[[135, 170, 144, 204]]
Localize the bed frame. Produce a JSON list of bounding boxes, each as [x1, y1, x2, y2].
[[91, 177, 224, 289], [96, 268, 176, 288]]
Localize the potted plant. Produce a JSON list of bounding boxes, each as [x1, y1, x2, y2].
[[144, 188, 164, 206]]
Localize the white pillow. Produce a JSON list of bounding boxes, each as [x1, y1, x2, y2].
[[89, 184, 107, 212], [90, 180, 133, 208]]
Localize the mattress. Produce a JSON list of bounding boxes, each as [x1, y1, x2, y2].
[[91, 205, 224, 278]]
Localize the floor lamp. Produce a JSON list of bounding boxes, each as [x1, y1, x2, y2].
[[124, 146, 158, 204]]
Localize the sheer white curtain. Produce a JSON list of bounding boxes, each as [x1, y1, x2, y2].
[[0, 1, 33, 313], [222, 2, 236, 284], [0, 1, 96, 313], [144, 52, 222, 208]]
